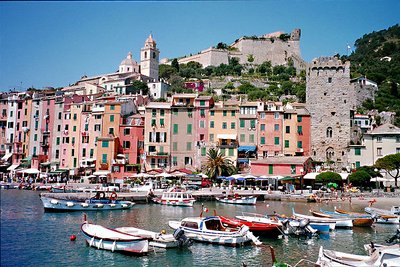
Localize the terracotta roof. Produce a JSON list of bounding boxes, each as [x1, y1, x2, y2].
[[369, 123, 400, 134]]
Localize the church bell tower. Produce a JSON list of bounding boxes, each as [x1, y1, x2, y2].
[[140, 34, 159, 82]]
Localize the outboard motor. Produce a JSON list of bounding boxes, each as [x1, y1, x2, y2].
[[299, 219, 309, 228], [173, 228, 193, 247], [386, 228, 400, 244]]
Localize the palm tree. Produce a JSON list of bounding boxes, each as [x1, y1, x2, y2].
[[203, 148, 236, 181]]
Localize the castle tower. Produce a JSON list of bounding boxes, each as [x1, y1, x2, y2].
[[140, 34, 159, 82], [306, 57, 354, 169]]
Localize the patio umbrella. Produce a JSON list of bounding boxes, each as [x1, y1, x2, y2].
[[327, 182, 338, 189]]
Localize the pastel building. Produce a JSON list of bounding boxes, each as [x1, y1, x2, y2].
[[251, 156, 312, 177], [170, 94, 197, 170], [348, 123, 400, 169], [144, 102, 171, 170]]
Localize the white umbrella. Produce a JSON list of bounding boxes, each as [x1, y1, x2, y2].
[[156, 172, 173, 178], [244, 174, 256, 179]]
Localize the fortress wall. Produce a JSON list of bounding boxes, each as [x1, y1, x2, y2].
[[178, 48, 229, 67]]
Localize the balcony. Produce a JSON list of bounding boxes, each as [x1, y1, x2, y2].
[[42, 129, 50, 135], [147, 151, 169, 157], [218, 140, 238, 148], [41, 142, 49, 147]]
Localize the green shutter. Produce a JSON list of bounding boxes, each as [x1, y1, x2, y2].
[[285, 126, 290, 133], [173, 124, 178, 134], [223, 111, 227, 116], [228, 148, 234, 156], [240, 134, 245, 142], [274, 137, 279, 145], [297, 115, 302, 122], [210, 121, 214, 128], [355, 148, 361, 156], [285, 140, 289, 148], [102, 154, 107, 164], [173, 142, 177, 151], [110, 115, 114, 122], [260, 137, 265, 145], [187, 124, 192, 134], [269, 165, 273, 174], [240, 120, 245, 128], [298, 126, 303, 134], [250, 120, 256, 128], [201, 147, 206, 156], [160, 118, 164, 126], [297, 141, 302, 148], [231, 122, 235, 129]]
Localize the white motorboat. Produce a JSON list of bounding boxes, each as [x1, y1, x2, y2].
[[365, 206, 400, 224], [316, 244, 400, 266], [215, 195, 257, 205], [81, 222, 149, 255], [40, 192, 135, 212], [115, 226, 192, 249], [292, 209, 353, 229], [168, 216, 261, 246], [152, 187, 196, 207]]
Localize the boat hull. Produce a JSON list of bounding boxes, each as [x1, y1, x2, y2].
[[319, 209, 374, 227], [218, 216, 281, 237], [215, 196, 257, 205], [152, 198, 195, 207], [41, 196, 134, 212], [81, 223, 148, 255]]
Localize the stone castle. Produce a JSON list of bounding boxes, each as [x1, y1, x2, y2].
[[306, 57, 378, 170], [164, 29, 305, 70]]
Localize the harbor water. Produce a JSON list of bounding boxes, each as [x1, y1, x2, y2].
[[1, 190, 398, 267]]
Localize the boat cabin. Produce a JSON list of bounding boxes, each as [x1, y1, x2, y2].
[[180, 217, 225, 231]]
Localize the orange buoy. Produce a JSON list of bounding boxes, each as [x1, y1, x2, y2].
[[70, 235, 77, 241]]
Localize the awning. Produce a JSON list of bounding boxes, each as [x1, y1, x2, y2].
[[217, 134, 237, 140], [7, 164, 20, 171], [237, 159, 249, 163], [303, 172, 319, 180], [21, 155, 32, 162], [93, 170, 111, 176], [1, 153, 12, 161], [279, 176, 296, 181], [339, 173, 349, 180], [237, 146, 257, 152], [18, 168, 40, 174]]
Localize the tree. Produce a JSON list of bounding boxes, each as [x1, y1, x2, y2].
[[127, 80, 149, 95], [316, 172, 342, 184], [375, 153, 400, 187], [348, 170, 371, 188], [159, 64, 177, 80], [203, 148, 236, 181], [171, 58, 179, 72]]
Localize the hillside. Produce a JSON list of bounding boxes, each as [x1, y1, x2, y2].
[[345, 24, 400, 125]]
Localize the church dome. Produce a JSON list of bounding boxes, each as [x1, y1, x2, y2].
[[120, 52, 138, 66]]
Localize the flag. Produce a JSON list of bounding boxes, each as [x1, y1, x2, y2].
[[203, 207, 209, 213]]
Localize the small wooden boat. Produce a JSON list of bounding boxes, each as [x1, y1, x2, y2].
[[152, 187, 196, 207], [215, 194, 257, 205], [168, 216, 262, 246], [292, 209, 338, 232], [116, 227, 192, 249], [40, 192, 135, 212], [218, 215, 282, 237], [81, 222, 149, 255], [312, 209, 374, 227], [316, 244, 400, 266], [336, 207, 397, 224], [365, 207, 400, 224]]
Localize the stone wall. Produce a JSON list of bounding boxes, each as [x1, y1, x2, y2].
[[306, 57, 352, 170]]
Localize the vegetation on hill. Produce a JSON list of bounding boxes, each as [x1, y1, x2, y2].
[[342, 24, 400, 125]]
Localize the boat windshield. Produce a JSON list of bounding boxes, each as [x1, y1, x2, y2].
[[181, 221, 198, 229], [205, 219, 223, 231]]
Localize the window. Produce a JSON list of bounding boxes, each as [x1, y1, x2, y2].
[[173, 124, 178, 134], [210, 110, 214, 116], [72, 137, 75, 144], [326, 127, 333, 138], [355, 161, 361, 168], [151, 109, 156, 117], [90, 149, 94, 158], [73, 126, 77, 132], [187, 124, 192, 134], [297, 141, 302, 148], [110, 105, 115, 110], [220, 148, 226, 156], [328, 77, 332, 83], [73, 114, 77, 120], [110, 115, 114, 122], [250, 120, 256, 129], [228, 148, 234, 156], [260, 137, 266, 145], [376, 136, 382, 143], [291, 165, 296, 174], [260, 124, 265, 131], [274, 124, 279, 131], [82, 148, 86, 158], [34, 134, 37, 141], [396, 148, 400, 154], [240, 120, 245, 128], [285, 126, 290, 134], [200, 109, 205, 117], [124, 128, 130, 136], [56, 137, 60, 145], [160, 118, 164, 126], [285, 140, 289, 148], [71, 149, 75, 157], [297, 116, 302, 122], [249, 134, 254, 143], [231, 111, 235, 116], [102, 141, 109, 148], [173, 142, 178, 151], [84, 124, 88, 131], [102, 154, 107, 164], [284, 114, 292, 120], [200, 100, 205, 106], [298, 126, 303, 135], [274, 112, 279, 119], [199, 121, 205, 128], [396, 137, 400, 143], [209, 134, 214, 142], [201, 147, 206, 156], [172, 109, 178, 116], [55, 150, 59, 159], [186, 142, 192, 151], [94, 124, 101, 131], [151, 119, 156, 126], [377, 147, 382, 156], [109, 128, 114, 135], [223, 111, 227, 117], [240, 134, 245, 142], [184, 157, 192, 165], [57, 125, 61, 132], [269, 165, 273, 174], [231, 122, 235, 129], [58, 112, 62, 120], [160, 109, 165, 117], [172, 156, 177, 166], [260, 112, 265, 119], [274, 137, 280, 145], [123, 141, 131, 149], [210, 121, 215, 128], [355, 148, 361, 156]]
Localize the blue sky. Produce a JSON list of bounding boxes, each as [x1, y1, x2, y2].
[[0, 0, 399, 91]]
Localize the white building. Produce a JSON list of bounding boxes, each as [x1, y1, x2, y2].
[[348, 123, 400, 169], [148, 81, 169, 99]]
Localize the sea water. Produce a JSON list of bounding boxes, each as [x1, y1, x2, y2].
[[1, 190, 397, 266]]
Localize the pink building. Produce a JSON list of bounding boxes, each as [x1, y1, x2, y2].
[[251, 156, 312, 177]]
